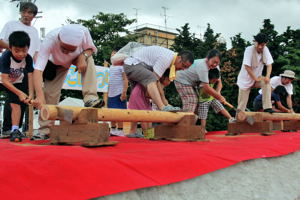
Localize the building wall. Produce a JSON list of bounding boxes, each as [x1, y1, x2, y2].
[[135, 27, 176, 49]]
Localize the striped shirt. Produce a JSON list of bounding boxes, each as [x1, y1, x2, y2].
[[124, 46, 175, 77], [108, 65, 125, 97]]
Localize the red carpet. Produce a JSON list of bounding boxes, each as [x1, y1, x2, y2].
[[1, 131, 300, 200]]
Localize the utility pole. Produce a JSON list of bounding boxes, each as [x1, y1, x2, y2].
[[161, 6, 169, 48], [133, 8, 140, 31]]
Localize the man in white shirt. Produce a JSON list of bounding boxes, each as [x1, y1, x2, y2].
[[270, 70, 296, 112], [0, 2, 40, 60], [123, 46, 194, 112], [237, 33, 274, 113], [0, 2, 40, 135], [32, 24, 103, 138]]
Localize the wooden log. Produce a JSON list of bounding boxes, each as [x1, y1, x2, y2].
[[40, 105, 196, 123], [237, 111, 300, 122]]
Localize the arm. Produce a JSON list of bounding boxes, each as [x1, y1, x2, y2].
[[0, 39, 9, 49], [215, 79, 223, 94], [202, 83, 225, 103], [74, 49, 94, 73], [33, 69, 46, 108], [245, 65, 261, 82], [1, 73, 29, 102], [287, 95, 294, 112], [120, 72, 128, 101], [275, 101, 290, 113], [33, 51, 39, 63], [27, 72, 34, 101], [158, 81, 168, 106], [264, 64, 272, 83]]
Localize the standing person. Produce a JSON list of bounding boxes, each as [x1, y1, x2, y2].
[[32, 24, 104, 139], [0, 2, 40, 135], [198, 68, 234, 133], [237, 33, 274, 113], [175, 49, 226, 114], [108, 50, 128, 136], [0, 31, 33, 141], [123, 45, 194, 112]]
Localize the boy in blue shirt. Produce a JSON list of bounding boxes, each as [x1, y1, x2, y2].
[[0, 31, 33, 141]]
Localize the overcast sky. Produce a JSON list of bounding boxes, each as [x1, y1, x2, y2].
[[1, 0, 299, 46]]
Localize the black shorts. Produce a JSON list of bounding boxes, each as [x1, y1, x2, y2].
[[0, 78, 28, 105]]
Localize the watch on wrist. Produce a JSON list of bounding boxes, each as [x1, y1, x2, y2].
[[83, 52, 90, 60]]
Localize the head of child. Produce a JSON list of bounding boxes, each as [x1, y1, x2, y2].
[[160, 68, 171, 87], [208, 68, 220, 84], [20, 2, 38, 26], [9, 31, 30, 61], [110, 48, 127, 66]]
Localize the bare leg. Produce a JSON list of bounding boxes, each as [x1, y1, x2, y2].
[[147, 81, 165, 110], [117, 122, 123, 129], [200, 119, 207, 133], [129, 122, 138, 134], [10, 103, 21, 127], [219, 109, 232, 119], [111, 121, 116, 128]]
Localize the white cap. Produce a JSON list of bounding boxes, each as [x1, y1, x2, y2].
[[59, 24, 84, 46]]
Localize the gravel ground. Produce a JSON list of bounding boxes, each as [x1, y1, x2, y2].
[[97, 151, 300, 200]]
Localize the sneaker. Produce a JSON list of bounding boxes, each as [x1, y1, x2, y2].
[[10, 129, 25, 142], [84, 99, 105, 108], [126, 132, 144, 138], [229, 118, 236, 123], [30, 133, 50, 140], [110, 128, 125, 137], [0, 130, 12, 139], [263, 108, 275, 114], [162, 105, 181, 112]]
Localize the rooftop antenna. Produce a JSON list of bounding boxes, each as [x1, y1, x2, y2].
[[133, 8, 140, 31]]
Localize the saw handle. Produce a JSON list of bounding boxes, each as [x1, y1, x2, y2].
[[223, 101, 234, 109]]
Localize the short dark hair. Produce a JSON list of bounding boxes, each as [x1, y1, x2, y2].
[[254, 33, 268, 44], [9, 31, 30, 48], [206, 49, 221, 60], [20, 2, 38, 16], [208, 68, 220, 80], [178, 50, 194, 64]]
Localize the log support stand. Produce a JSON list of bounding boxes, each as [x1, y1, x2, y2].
[[50, 109, 116, 147]]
